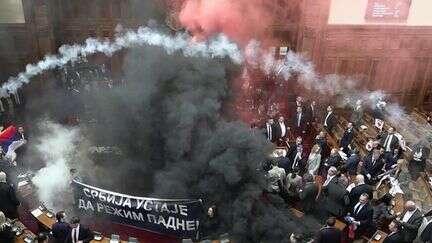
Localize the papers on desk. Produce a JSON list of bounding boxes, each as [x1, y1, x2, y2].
[[17, 180, 28, 188], [31, 208, 43, 218]]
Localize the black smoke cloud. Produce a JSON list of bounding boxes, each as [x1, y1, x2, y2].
[[22, 37, 320, 242]]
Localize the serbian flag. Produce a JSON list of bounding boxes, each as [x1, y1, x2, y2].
[[0, 126, 26, 162]]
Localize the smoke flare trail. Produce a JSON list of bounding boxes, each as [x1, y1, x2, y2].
[[2, 26, 243, 97]]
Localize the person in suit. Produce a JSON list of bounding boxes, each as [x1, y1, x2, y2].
[[315, 217, 341, 243], [288, 136, 303, 162], [384, 147, 401, 171], [409, 141, 431, 181], [292, 107, 306, 136], [65, 217, 94, 243], [299, 173, 318, 213], [323, 106, 337, 134], [276, 150, 292, 174], [339, 122, 355, 154], [349, 193, 374, 238], [274, 116, 288, 142], [346, 148, 361, 176], [306, 100, 318, 123], [380, 127, 399, 155], [351, 99, 364, 128], [373, 194, 396, 230], [322, 167, 347, 217], [315, 131, 329, 156], [323, 148, 342, 170], [291, 145, 307, 174], [52, 211, 71, 243], [264, 118, 275, 142], [348, 175, 373, 209], [0, 172, 19, 219], [295, 96, 304, 110], [364, 149, 385, 182], [396, 201, 423, 243], [0, 211, 14, 243], [383, 220, 403, 243], [307, 144, 322, 176]]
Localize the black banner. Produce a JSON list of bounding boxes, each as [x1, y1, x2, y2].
[[71, 180, 203, 239]]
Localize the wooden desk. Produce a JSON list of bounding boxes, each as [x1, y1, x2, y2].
[[30, 208, 128, 243], [368, 230, 388, 243], [335, 219, 347, 231]]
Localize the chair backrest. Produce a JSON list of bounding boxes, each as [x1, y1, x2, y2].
[[181, 239, 193, 243], [110, 234, 120, 243]]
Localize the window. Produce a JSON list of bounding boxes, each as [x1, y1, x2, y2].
[[0, 0, 25, 23]]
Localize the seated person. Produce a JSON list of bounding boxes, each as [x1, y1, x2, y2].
[[383, 220, 403, 243], [0, 211, 14, 243]]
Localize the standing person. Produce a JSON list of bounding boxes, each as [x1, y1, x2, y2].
[[346, 148, 361, 176], [299, 173, 318, 213], [307, 144, 321, 176], [348, 193, 374, 239], [340, 122, 355, 154], [396, 201, 423, 243], [264, 118, 275, 142], [306, 100, 318, 123], [315, 217, 341, 243], [373, 194, 396, 230], [274, 116, 288, 142], [380, 127, 399, 158], [351, 99, 364, 128], [0, 211, 14, 243], [323, 106, 337, 134], [348, 175, 373, 209], [383, 220, 403, 243], [0, 172, 19, 219], [292, 107, 306, 136], [409, 141, 431, 181], [52, 211, 71, 243], [200, 205, 221, 241], [364, 148, 385, 182], [65, 217, 94, 243]]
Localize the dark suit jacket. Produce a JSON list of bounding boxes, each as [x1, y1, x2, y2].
[[292, 112, 307, 130], [364, 154, 385, 178], [383, 232, 403, 243], [0, 182, 19, 219], [348, 184, 373, 209], [399, 209, 423, 242], [315, 226, 341, 243], [379, 133, 399, 151], [420, 220, 432, 242], [274, 122, 288, 140], [299, 182, 319, 213], [324, 155, 342, 169], [263, 124, 275, 142], [0, 225, 14, 243], [65, 224, 94, 243], [351, 203, 374, 231], [346, 154, 360, 175], [323, 112, 337, 132], [277, 156, 292, 174], [306, 104, 317, 122], [340, 129, 354, 150], [52, 221, 71, 243], [323, 178, 346, 217]]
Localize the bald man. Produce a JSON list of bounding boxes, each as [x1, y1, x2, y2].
[[397, 201, 423, 243]]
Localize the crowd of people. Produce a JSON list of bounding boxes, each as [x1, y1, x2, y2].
[[262, 96, 432, 242]]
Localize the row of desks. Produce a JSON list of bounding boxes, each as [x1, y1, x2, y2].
[[30, 207, 129, 243]]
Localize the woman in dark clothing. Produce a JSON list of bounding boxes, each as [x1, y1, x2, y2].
[[0, 211, 14, 243], [201, 205, 221, 241], [373, 194, 395, 231]]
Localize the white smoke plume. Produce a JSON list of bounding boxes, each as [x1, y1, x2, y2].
[[2, 26, 243, 97], [31, 121, 80, 210]]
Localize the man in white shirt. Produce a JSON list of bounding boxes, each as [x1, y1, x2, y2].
[[349, 193, 373, 238], [397, 201, 423, 243], [292, 107, 306, 136], [265, 118, 274, 142], [275, 116, 287, 141], [323, 106, 336, 134]]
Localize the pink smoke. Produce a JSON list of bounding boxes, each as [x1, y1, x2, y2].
[[178, 0, 276, 45]]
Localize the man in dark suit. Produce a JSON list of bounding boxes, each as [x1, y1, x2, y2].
[[276, 150, 291, 174], [65, 217, 94, 243], [339, 122, 355, 154], [274, 116, 288, 142], [350, 193, 374, 238], [290, 145, 307, 174], [383, 220, 403, 243], [0, 171, 19, 219], [52, 211, 71, 243], [348, 175, 373, 209], [315, 217, 341, 243], [346, 148, 361, 175], [299, 173, 318, 213], [364, 149, 385, 181], [287, 136, 303, 162], [292, 107, 306, 136], [323, 148, 342, 169], [323, 167, 346, 217], [306, 100, 318, 123], [264, 118, 275, 142], [396, 201, 423, 243], [323, 106, 337, 134], [380, 127, 399, 155]]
